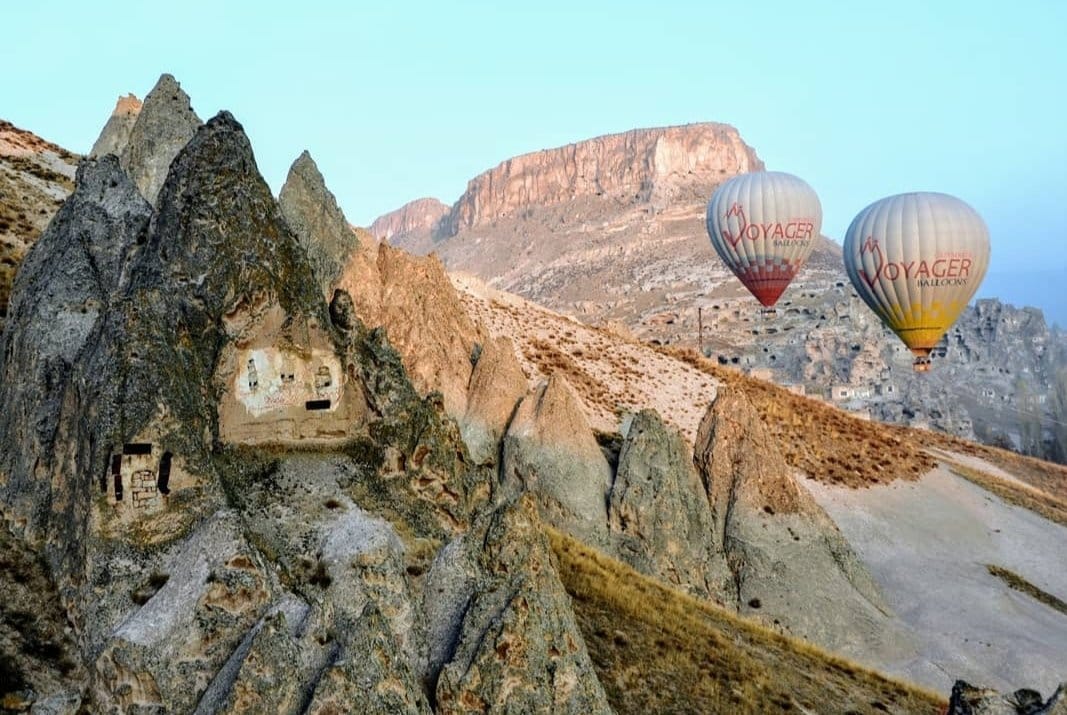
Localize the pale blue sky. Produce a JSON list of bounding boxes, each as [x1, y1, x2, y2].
[[3, 1, 1066, 321]]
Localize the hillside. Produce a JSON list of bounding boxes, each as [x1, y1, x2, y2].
[[0, 120, 78, 327], [376, 127, 1067, 465], [550, 528, 945, 715]]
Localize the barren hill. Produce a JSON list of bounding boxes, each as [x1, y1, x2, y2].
[[375, 125, 1067, 464], [0, 120, 78, 327]]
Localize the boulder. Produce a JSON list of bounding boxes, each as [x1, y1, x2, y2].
[[947, 680, 1067, 714]]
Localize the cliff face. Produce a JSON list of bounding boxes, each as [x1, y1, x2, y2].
[[369, 197, 449, 242], [442, 123, 762, 235]]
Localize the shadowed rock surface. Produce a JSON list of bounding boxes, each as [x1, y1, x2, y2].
[[502, 375, 612, 546], [279, 150, 363, 294], [947, 680, 1067, 714]]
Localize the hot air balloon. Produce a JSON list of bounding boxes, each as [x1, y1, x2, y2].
[[705, 171, 823, 308], [843, 192, 990, 372]]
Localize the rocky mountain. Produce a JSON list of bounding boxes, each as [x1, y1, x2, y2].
[[369, 197, 449, 247], [0, 120, 78, 328], [374, 126, 1067, 464], [2, 74, 1066, 712]]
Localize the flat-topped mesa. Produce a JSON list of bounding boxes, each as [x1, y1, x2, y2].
[[369, 197, 449, 241], [442, 122, 763, 235]]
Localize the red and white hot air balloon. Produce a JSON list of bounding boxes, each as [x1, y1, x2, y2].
[[705, 171, 823, 307]]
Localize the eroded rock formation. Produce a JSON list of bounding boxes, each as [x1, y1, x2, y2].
[[279, 150, 363, 293], [502, 375, 612, 546], [693, 386, 912, 661], [89, 94, 142, 159], [608, 409, 731, 600], [119, 73, 202, 204]]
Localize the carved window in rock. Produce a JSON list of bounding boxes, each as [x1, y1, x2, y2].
[[111, 453, 122, 501], [106, 443, 172, 508], [247, 358, 259, 393], [314, 365, 332, 394], [157, 452, 172, 495]]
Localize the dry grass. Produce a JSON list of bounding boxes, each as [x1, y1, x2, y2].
[[941, 459, 1067, 529], [663, 347, 936, 487], [986, 565, 1067, 617], [920, 431, 1067, 502], [549, 527, 946, 715]]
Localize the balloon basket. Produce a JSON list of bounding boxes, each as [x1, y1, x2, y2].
[[912, 356, 932, 373], [758, 307, 778, 319]]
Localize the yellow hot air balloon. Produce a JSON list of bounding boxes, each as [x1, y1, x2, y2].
[[706, 171, 822, 308], [843, 192, 990, 372]]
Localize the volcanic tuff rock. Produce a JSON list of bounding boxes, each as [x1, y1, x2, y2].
[[119, 73, 202, 204], [0, 96, 624, 710], [462, 335, 529, 465], [0, 153, 152, 559], [279, 150, 364, 293], [334, 240, 486, 420], [693, 386, 914, 661], [607, 409, 731, 600], [502, 375, 613, 546], [89, 94, 142, 158], [946, 680, 1067, 714], [434, 496, 612, 715]]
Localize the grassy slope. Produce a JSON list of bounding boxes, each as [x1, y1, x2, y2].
[[549, 527, 946, 715], [665, 347, 1067, 500]]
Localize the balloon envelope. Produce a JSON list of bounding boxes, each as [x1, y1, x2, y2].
[[705, 171, 822, 307], [843, 192, 990, 368]]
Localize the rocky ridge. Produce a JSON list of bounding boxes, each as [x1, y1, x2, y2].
[[369, 197, 449, 249]]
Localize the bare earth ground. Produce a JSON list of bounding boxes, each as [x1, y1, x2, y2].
[[453, 272, 718, 441], [805, 465, 1067, 694]]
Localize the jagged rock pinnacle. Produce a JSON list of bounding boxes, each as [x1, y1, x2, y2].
[[279, 149, 361, 293], [119, 73, 202, 205]]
